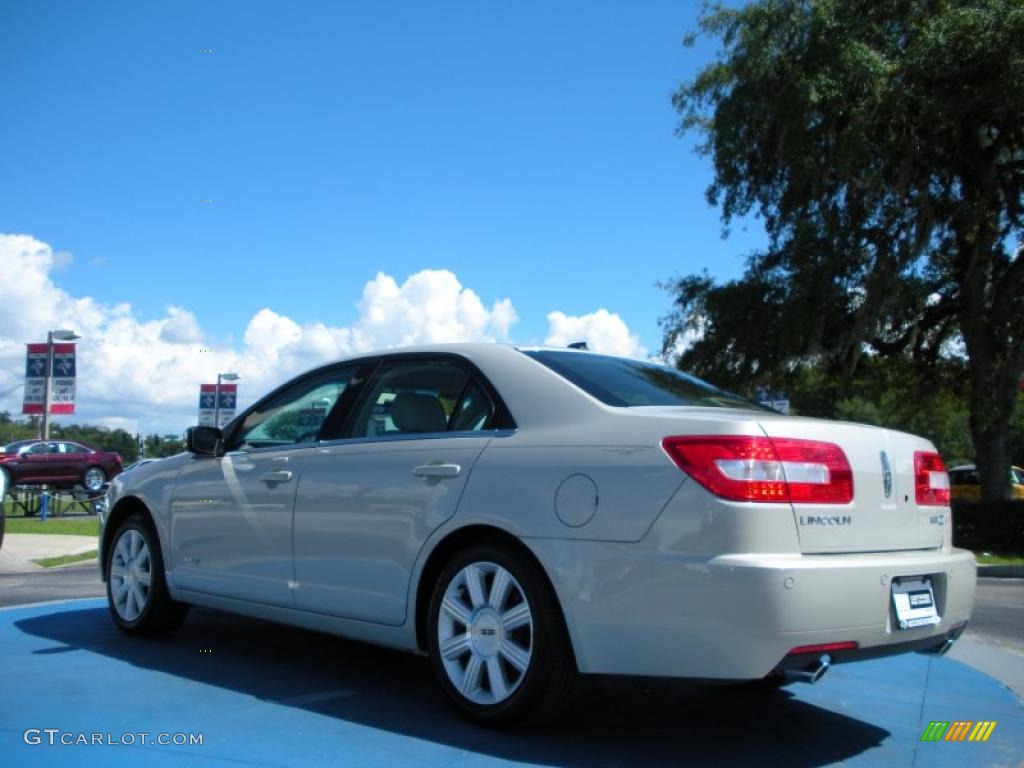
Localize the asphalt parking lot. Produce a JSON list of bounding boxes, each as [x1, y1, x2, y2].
[[0, 569, 1021, 767]]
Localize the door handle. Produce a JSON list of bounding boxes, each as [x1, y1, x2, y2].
[[258, 470, 294, 483], [413, 463, 461, 479]]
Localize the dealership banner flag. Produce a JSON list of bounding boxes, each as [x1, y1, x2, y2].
[[198, 383, 237, 428], [22, 343, 76, 415]]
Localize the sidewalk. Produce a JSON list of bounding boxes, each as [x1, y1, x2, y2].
[[0, 534, 98, 573]]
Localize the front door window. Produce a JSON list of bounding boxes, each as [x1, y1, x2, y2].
[[232, 366, 361, 450]]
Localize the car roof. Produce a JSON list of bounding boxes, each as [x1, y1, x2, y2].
[[4, 439, 96, 451], [317, 342, 648, 365], [5, 438, 39, 446]]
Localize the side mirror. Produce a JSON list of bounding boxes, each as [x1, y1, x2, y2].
[[186, 426, 223, 456]]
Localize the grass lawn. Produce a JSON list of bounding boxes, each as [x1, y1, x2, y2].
[[34, 550, 98, 568], [3, 517, 99, 536], [975, 553, 1024, 565]]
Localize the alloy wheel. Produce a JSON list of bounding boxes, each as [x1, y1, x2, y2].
[[437, 561, 534, 706], [83, 468, 105, 491], [109, 528, 152, 622]]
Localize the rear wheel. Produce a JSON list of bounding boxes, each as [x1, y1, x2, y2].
[[105, 514, 188, 635], [427, 544, 577, 726]]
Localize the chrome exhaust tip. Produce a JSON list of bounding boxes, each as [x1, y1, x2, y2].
[[783, 654, 831, 684]]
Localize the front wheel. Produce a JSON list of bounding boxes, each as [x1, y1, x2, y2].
[[105, 514, 188, 635], [427, 544, 577, 727], [83, 467, 106, 492]]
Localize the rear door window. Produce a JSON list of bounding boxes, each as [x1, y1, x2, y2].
[[346, 360, 484, 438]]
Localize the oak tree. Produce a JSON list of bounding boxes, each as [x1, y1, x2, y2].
[[666, 0, 1024, 499]]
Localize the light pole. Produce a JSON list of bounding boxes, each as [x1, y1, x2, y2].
[[214, 372, 240, 429], [41, 329, 81, 440]]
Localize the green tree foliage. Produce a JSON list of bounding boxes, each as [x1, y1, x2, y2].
[[0, 412, 39, 445], [143, 434, 185, 458], [667, 0, 1024, 499], [53, 423, 139, 463], [783, 357, 975, 465]]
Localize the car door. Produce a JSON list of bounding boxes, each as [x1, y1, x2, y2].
[[17, 442, 56, 484], [53, 442, 87, 484], [170, 364, 362, 607], [293, 357, 500, 625]]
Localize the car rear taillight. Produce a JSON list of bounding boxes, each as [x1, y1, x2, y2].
[[914, 451, 950, 506], [661, 436, 853, 504]]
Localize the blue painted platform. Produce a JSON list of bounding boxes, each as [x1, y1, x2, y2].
[[1, 598, 1021, 767]]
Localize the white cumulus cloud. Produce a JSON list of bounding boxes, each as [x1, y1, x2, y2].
[[544, 309, 647, 359], [0, 235, 524, 435], [0, 234, 654, 436], [349, 271, 518, 350]]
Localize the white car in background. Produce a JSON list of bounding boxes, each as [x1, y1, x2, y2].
[[99, 344, 975, 725]]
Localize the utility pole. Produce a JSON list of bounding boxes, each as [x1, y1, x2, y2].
[[39, 329, 80, 439], [214, 372, 240, 430]]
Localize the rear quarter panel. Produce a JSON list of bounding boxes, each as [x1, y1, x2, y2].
[[456, 434, 683, 542]]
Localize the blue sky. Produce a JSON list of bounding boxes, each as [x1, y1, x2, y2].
[[0, 1, 767, 433]]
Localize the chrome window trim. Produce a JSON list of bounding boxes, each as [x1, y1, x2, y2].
[[220, 428, 516, 456], [316, 428, 517, 449]]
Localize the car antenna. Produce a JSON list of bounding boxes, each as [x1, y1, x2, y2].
[[567, 342, 588, 350]]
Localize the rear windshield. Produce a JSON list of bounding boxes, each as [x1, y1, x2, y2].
[[522, 350, 767, 410]]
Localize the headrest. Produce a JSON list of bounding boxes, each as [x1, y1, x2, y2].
[[391, 392, 448, 434]]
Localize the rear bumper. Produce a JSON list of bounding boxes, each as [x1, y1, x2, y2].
[[771, 622, 967, 674], [527, 540, 977, 680]]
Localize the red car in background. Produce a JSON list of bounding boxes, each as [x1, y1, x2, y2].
[[0, 440, 123, 495]]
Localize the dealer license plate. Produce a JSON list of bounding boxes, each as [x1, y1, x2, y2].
[[892, 577, 940, 630]]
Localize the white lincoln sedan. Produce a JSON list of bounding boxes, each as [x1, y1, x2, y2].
[[99, 344, 975, 725]]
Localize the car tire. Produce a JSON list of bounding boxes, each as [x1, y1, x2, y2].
[[0, 501, 5, 551], [105, 514, 189, 636], [427, 544, 578, 727], [83, 467, 106, 493], [0, 467, 8, 500]]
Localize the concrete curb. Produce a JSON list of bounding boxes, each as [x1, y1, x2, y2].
[[977, 564, 1024, 578], [0, 533, 98, 574], [44, 554, 98, 569]]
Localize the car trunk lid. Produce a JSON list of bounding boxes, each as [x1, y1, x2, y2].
[[756, 415, 947, 553]]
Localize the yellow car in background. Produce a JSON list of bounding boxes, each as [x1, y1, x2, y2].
[[949, 464, 1024, 502]]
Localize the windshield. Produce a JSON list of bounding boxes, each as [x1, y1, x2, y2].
[[3, 440, 39, 454], [522, 350, 768, 410]]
